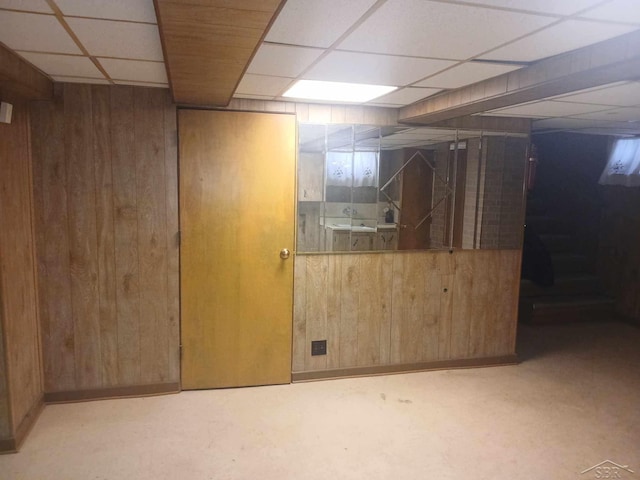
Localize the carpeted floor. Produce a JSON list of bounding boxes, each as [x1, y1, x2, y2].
[[1, 321, 639, 480]]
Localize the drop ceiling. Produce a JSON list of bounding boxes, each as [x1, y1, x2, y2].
[[2, 0, 640, 134]]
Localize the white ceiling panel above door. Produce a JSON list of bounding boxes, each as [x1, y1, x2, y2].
[[99, 58, 167, 83], [235, 74, 293, 97], [247, 44, 324, 78], [18, 51, 102, 77], [54, 0, 158, 23], [265, 0, 378, 48], [337, 0, 555, 59], [415, 62, 521, 89], [0, 0, 52, 13], [304, 51, 456, 86], [480, 19, 637, 62], [0, 10, 80, 53], [65, 17, 164, 60]]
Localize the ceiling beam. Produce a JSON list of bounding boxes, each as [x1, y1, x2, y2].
[[0, 43, 52, 101], [399, 29, 640, 125], [154, 0, 285, 107]]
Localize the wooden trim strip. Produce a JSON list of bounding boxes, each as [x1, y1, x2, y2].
[[0, 438, 16, 454], [0, 43, 53, 100], [13, 396, 44, 451], [0, 396, 43, 454], [291, 355, 518, 382], [43, 383, 180, 404]]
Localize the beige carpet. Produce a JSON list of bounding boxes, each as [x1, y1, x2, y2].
[[2, 321, 639, 480]]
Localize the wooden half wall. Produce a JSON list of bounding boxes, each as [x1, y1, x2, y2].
[[0, 92, 43, 452], [30, 84, 180, 398], [292, 250, 520, 379]]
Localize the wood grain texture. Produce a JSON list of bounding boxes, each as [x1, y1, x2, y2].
[[179, 109, 295, 389], [30, 84, 179, 393], [110, 86, 141, 386], [65, 83, 101, 389], [0, 43, 52, 100], [91, 86, 118, 387], [163, 93, 180, 383], [0, 93, 43, 441], [292, 250, 520, 373], [135, 88, 169, 384], [31, 88, 76, 392], [0, 282, 11, 440], [155, 0, 284, 106]]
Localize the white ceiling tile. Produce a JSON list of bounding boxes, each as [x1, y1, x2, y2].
[[266, 0, 377, 48], [415, 62, 522, 88], [113, 80, 168, 88], [51, 76, 110, 84], [460, 0, 603, 16], [304, 51, 456, 86], [236, 74, 293, 97], [0, 11, 80, 53], [480, 19, 637, 62], [55, 0, 157, 23], [569, 106, 640, 122], [65, 18, 163, 60], [370, 87, 442, 106], [552, 82, 640, 106], [0, 0, 52, 13], [99, 58, 167, 83], [338, 0, 555, 59], [580, 0, 640, 24], [18, 51, 102, 77], [488, 100, 612, 117], [247, 44, 323, 77]]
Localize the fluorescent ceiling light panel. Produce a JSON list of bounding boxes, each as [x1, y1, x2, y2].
[[283, 80, 396, 103]]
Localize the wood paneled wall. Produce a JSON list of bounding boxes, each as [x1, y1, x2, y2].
[[0, 93, 43, 445], [30, 84, 179, 395], [293, 250, 520, 374], [599, 187, 640, 322]]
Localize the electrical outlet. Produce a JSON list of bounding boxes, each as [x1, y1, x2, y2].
[[311, 340, 327, 356]]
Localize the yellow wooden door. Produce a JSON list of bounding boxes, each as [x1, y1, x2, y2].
[[179, 109, 296, 389]]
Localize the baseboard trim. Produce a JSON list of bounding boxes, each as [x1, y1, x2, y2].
[[44, 383, 180, 404], [0, 438, 16, 454], [14, 395, 44, 451], [0, 396, 44, 454], [291, 355, 519, 382]]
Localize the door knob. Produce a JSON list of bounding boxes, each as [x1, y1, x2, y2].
[[280, 248, 291, 260]]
